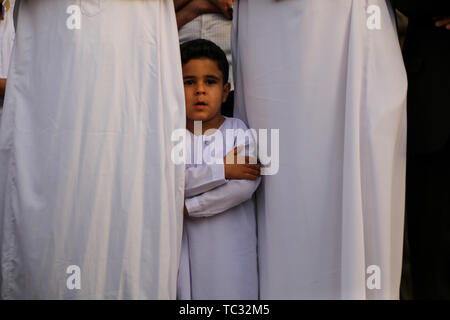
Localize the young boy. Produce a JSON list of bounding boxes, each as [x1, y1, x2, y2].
[[177, 39, 260, 300]]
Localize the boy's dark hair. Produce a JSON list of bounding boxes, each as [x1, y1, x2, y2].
[[180, 39, 229, 84]]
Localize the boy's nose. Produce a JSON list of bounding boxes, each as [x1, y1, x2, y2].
[[195, 83, 206, 95]]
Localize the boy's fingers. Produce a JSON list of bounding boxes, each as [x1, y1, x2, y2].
[[225, 147, 258, 164], [244, 173, 258, 180], [224, 147, 240, 163], [245, 164, 260, 171], [236, 156, 258, 164], [245, 167, 261, 177], [247, 156, 258, 164], [234, 145, 245, 154], [245, 166, 261, 176], [235, 155, 246, 164]]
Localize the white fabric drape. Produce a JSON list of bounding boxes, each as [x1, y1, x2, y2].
[[0, 0, 185, 299], [232, 0, 407, 299]]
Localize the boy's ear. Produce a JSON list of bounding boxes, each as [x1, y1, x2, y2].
[[222, 82, 231, 103]]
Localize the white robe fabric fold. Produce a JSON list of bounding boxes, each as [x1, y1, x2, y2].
[[233, 0, 407, 299], [0, 0, 185, 299]]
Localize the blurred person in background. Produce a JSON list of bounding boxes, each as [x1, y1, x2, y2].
[[393, 0, 450, 299]]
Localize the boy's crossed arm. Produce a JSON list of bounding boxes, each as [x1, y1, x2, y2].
[[185, 146, 260, 198], [184, 177, 260, 218], [184, 146, 261, 217], [224, 146, 260, 181]]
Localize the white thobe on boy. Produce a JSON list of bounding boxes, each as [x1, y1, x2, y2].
[[177, 117, 260, 300]]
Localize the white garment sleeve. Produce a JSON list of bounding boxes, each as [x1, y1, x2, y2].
[[184, 164, 227, 198], [185, 177, 260, 218]]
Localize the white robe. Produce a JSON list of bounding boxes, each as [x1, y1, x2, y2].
[[232, 0, 407, 299], [0, 0, 185, 299], [178, 117, 259, 299]]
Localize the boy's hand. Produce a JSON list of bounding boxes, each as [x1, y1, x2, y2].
[[223, 146, 260, 180]]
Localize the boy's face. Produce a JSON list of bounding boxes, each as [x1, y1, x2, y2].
[[183, 58, 230, 123]]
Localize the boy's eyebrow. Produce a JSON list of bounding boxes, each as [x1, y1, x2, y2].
[[204, 74, 221, 80], [183, 74, 222, 80]]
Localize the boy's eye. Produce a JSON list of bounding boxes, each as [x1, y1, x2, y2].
[[205, 79, 217, 85], [184, 80, 194, 85]]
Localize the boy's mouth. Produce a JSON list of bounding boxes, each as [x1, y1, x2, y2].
[[195, 101, 207, 109]]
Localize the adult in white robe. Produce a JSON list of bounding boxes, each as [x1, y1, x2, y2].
[[232, 0, 407, 299], [0, 0, 185, 299]]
